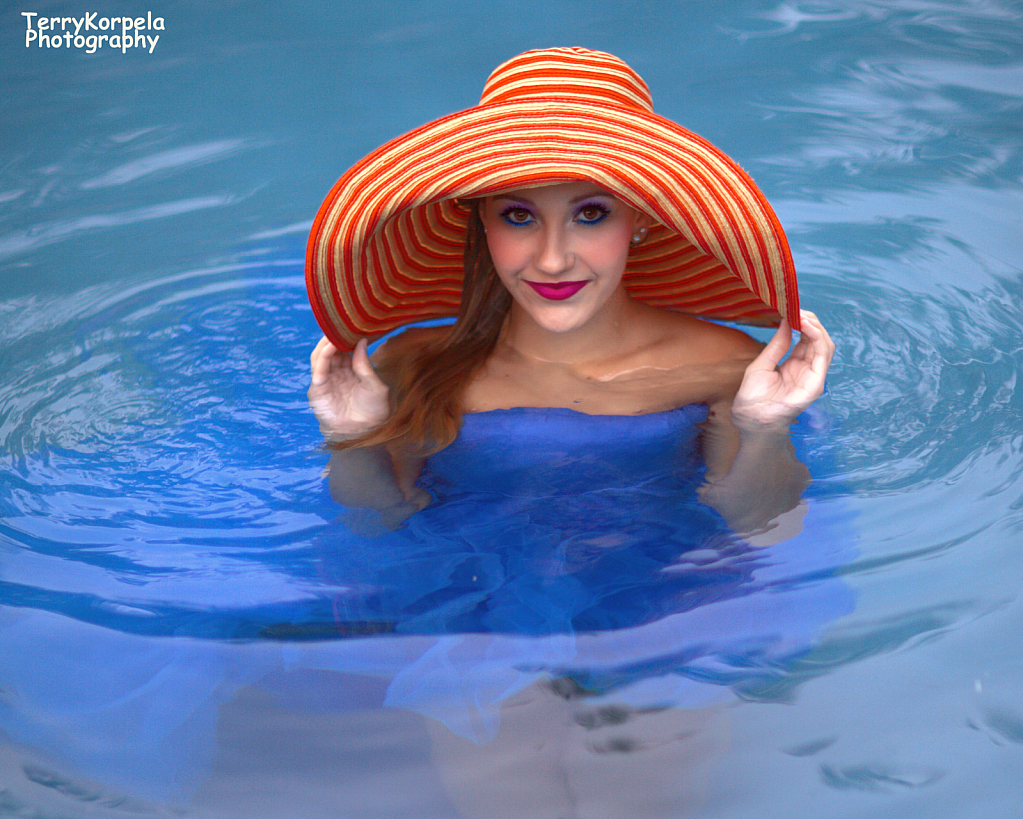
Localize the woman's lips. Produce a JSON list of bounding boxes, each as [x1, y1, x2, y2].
[[525, 280, 589, 301]]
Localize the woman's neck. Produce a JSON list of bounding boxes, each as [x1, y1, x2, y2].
[[498, 287, 642, 367]]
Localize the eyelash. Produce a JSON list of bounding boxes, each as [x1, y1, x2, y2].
[[499, 206, 534, 227], [497, 202, 612, 227], [576, 202, 611, 225]]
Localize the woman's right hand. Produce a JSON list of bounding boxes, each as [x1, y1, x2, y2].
[[308, 336, 391, 438], [730, 310, 833, 426]]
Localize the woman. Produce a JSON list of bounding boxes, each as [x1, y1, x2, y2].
[[306, 47, 833, 538]]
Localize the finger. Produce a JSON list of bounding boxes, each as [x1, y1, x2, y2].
[[310, 335, 337, 366], [796, 310, 834, 370], [310, 337, 339, 386], [310, 335, 329, 367], [780, 326, 833, 395], [351, 338, 388, 392], [803, 310, 835, 355], [800, 309, 824, 327], [748, 319, 792, 372], [797, 310, 831, 344]]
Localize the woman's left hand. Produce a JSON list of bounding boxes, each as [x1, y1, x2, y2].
[[731, 309, 834, 425]]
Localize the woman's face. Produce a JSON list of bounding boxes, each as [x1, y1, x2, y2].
[[479, 181, 651, 335]]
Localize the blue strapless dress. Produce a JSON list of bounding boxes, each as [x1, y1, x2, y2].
[[322, 404, 853, 639], [309, 403, 857, 741], [326, 405, 736, 634]]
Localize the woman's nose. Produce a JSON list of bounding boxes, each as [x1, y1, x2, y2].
[[534, 227, 574, 276]]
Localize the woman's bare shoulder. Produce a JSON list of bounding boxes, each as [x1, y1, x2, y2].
[[649, 311, 763, 366]]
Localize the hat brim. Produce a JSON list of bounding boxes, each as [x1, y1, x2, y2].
[[307, 98, 799, 351]]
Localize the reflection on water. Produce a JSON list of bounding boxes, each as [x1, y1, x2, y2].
[[2, 0, 1023, 816]]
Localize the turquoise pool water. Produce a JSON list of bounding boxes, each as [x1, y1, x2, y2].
[[2, 2, 1022, 817]]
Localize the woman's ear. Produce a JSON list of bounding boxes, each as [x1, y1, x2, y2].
[[630, 210, 653, 244], [632, 210, 653, 233]]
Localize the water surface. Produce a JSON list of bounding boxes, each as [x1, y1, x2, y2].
[[2, 2, 1022, 817]]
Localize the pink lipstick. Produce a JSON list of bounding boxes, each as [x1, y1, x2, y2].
[[526, 280, 589, 301]]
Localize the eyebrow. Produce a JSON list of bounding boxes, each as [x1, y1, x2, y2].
[[491, 189, 617, 206]]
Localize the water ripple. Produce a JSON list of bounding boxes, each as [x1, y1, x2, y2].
[[79, 139, 248, 189], [0, 250, 329, 618], [820, 761, 945, 791], [0, 195, 242, 261], [728, 0, 1022, 55]]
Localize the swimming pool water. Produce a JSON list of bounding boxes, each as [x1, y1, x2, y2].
[[2, 1, 1023, 817]]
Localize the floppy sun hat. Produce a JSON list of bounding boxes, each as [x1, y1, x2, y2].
[[307, 47, 799, 351]]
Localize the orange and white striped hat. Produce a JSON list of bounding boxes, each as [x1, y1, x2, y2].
[[307, 47, 799, 351]]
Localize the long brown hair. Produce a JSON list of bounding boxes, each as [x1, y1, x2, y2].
[[332, 203, 510, 454]]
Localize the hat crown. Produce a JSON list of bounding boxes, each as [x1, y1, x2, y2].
[[479, 47, 654, 113]]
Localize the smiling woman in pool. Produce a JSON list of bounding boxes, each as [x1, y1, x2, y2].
[[305, 48, 833, 536]]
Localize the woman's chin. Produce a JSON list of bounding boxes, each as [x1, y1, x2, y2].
[[510, 295, 611, 336], [524, 310, 597, 336]]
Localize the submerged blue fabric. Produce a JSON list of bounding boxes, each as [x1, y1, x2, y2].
[[427, 404, 710, 494], [321, 404, 853, 640], [0, 404, 857, 799], [324, 405, 736, 635]]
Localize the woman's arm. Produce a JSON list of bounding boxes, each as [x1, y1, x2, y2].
[[326, 445, 429, 529], [308, 337, 429, 526], [698, 310, 834, 542], [698, 406, 811, 542]]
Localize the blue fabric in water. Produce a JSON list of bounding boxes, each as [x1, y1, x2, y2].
[[0, 403, 857, 800], [327, 405, 737, 635], [324, 404, 853, 638]]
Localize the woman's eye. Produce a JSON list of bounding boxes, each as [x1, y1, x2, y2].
[[501, 207, 533, 225], [577, 205, 609, 224]]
